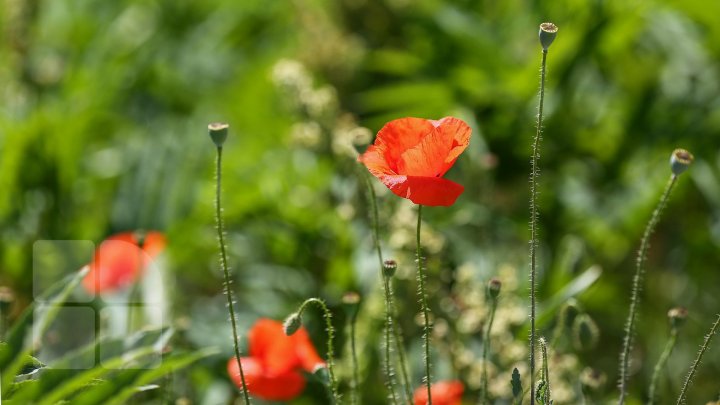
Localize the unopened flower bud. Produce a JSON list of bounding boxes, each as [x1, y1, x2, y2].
[[559, 299, 580, 329], [208, 122, 229, 147], [341, 292, 361, 316], [487, 278, 502, 299], [670, 148, 694, 176], [668, 307, 688, 331], [382, 259, 397, 278], [283, 312, 302, 336], [573, 313, 599, 351], [539, 22, 558, 51], [313, 364, 330, 384], [0, 286, 15, 313]]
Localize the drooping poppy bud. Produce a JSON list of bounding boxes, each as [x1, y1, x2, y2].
[[283, 312, 303, 336], [573, 313, 600, 351]]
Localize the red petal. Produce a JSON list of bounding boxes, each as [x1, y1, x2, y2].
[[291, 328, 326, 372], [82, 233, 141, 294], [372, 118, 436, 173], [432, 117, 471, 177], [227, 357, 306, 401], [380, 175, 464, 206], [248, 319, 301, 375], [413, 380, 464, 405]]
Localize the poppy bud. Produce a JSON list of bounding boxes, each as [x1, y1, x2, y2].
[[573, 313, 599, 351], [341, 291, 361, 316], [208, 122, 229, 147], [539, 22, 558, 51], [283, 312, 303, 336], [670, 148, 694, 176], [313, 364, 330, 384], [559, 299, 580, 329], [0, 286, 14, 314], [382, 259, 397, 278], [487, 278, 502, 300], [668, 307, 688, 331]]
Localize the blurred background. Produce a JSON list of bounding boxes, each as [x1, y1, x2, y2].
[[1, 0, 720, 403]]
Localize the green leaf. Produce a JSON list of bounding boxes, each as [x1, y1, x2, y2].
[[511, 367, 523, 402]]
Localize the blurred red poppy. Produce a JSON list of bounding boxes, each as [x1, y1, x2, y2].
[[227, 318, 325, 401], [358, 117, 471, 206], [413, 380, 464, 405], [81, 231, 166, 294]]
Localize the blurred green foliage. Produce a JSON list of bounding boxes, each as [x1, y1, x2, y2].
[[2, 0, 720, 403]]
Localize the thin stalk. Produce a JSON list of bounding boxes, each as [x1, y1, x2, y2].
[[416, 204, 433, 404], [481, 298, 498, 404], [383, 276, 400, 405], [648, 330, 678, 405], [618, 175, 678, 404], [389, 282, 413, 403], [676, 314, 720, 405], [297, 298, 340, 404], [364, 172, 413, 402], [529, 46, 549, 405], [348, 301, 360, 405], [215, 147, 251, 405]]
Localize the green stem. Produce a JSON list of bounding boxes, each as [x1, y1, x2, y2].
[[364, 172, 413, 402], [648, 330, 678, 405], [618, 175, 678, 404], [529, 46, 548, 405], [676, 314, 720, 405], [416, 204, 433, 405], [349, 301, 360, 405], [383, 276, 400, 405], [215, 147, 251, 405], [481, 298, 498, 404], [297, 298, 340, 404], [389, 282, 414, 404]]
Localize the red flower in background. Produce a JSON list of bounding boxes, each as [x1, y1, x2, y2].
[[227, 318, 325, 401], [413, 380, 464, 405], [81, 231, 166, 294], [358, 117, 471, 206]]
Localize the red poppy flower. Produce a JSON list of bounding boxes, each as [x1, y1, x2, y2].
[[358, 117, 471, 206], [413, 380, 464, 405], [81, 231, 166, 294], [227, 318, 325, 401]]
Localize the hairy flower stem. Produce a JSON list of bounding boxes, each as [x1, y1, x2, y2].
[[297, 298, 340, 404], [529, 45, 549, 405], [648, 329, 678, 405], [348, 302, 360, 405], [676, 314, 720, 405], [383, 275, 400, 405], [416, 204, 433, 405], [215, 146, 251, 405], [618, 175, 678, 404], [481, 297, 498, 404], [364, 172, 413, 402]]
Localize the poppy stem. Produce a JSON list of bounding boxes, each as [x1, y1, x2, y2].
[[676, 314, 720, 405], [214, 146, 251, 405], [416, 204, 433, 405], [618, 175, 678, 404], [383, 274, 400, 405], [648, 328, 678, 405], [481, 292, 498, 404], [347, 297, 360, 405], [529, 44, 549, 405], [364, 171, 413, 403], [297, 298, 340, 404]]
